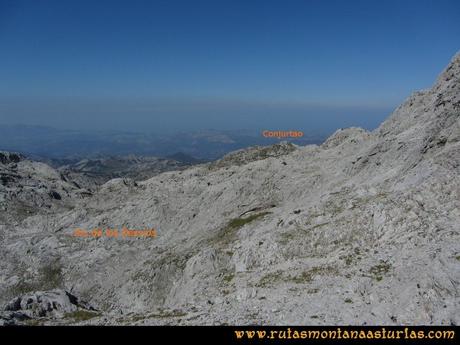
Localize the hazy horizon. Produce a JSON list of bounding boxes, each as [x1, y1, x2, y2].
[[0, 100, 395, 134]]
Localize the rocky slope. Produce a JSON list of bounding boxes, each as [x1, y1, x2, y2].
[[1, 53, 459, 325], [0, 151, 91, 227], [57, 155, 193, 191]]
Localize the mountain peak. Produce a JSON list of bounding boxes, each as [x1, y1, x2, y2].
[[432, 51, 460, 100], [376, 52, 460, 139]]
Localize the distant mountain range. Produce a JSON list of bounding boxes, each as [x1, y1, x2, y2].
[[0, 125, 326, 161], [57, 155, 194, 191]]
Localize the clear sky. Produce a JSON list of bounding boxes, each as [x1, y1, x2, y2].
[[0, 0, 459, 133]]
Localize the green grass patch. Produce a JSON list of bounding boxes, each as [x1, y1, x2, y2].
[[227, 212, 271, 230], [290, 266, 337, 284], [24, 319, 43, 326], [212, 211, 272, 247], [369, 261, 392, 281], [278, 231, 297, 245], [256, 270, 284, 288], [131, 310, 187, 322], [222, 272, 235, 283], [65, 310, 101, 322], [257, 266, 337, 288]]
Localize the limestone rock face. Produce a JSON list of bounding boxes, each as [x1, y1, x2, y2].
[[0, 152, 24, 165], [0, 53, 459, 325], [0, 153, 90, 226], [4, 290, 92, 316], [0, 289, 96, 325], [321, 127, 370, 149]]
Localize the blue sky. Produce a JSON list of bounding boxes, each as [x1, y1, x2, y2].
[[0, 0, 459, 133]]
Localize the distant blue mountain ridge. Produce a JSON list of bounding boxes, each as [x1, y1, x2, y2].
[[0, 124, 327, 161]]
